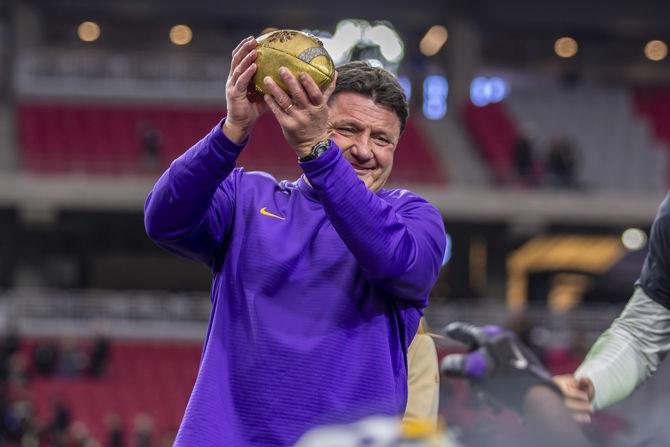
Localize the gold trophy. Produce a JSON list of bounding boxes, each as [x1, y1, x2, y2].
[[252, 30, 335, 95]]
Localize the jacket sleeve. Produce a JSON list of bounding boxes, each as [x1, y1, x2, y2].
[[144, 121, 244, 266], [403, 333, 440, 424], [575, 286, 670, 410], [300, 141, 446, 302]]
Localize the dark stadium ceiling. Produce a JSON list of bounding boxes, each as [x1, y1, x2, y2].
[[25, 0, 670, 36]]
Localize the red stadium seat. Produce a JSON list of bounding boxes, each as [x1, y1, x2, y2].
[[26, 339, 200, 445], [462, 101, 519, 184], [16, 102, 447, 185]]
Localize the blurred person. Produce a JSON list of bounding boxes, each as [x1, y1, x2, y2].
[[7, 352, 28, 388], [512, 126, 540, 187], [70, 420, 98, 447], [1, 323, 21, 361], [442, 322, 592, 447], [133, 413, 152, 447], [545, 135, 579, 188], [403, 318, 440, 427], [157, 429, 176, 447], [5, 394, 35, 446], [87, 332, 110, 378], [49, 399, 71, 436], [33, 341, 58, 376], [104, 413, 124, 447], [554, 192, 670, 422], [294, 415, 460, 447], [139, 122, 163, 173], [144, 34, 445, 447], [58, 336, 86, 378]]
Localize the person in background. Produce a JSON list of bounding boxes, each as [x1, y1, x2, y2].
[[554, 191, 670, 422], [403, 317, 440, 428], [545, 135, 579, 188]]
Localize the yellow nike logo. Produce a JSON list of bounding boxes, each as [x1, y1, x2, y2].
[[260, 207, 285, 220]]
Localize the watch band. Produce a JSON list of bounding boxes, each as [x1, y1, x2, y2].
[[299, 139, 331, 162]]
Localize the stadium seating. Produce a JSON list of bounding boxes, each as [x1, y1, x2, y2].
[[462, 84, 669, 192], [16, 102, 446, 184], [462, 101, 519, 184], [634, 89, 670, 183], [28, 340, 200, 444], [503, 84, 667, 192]]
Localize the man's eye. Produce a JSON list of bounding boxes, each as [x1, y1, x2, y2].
[[338, 127, 355, 134]]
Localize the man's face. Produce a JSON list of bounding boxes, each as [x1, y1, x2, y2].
[[327, 92, 402, 193]]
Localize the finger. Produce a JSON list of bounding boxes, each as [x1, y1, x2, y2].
[[231, 35, 254, 58], [552, 374, 572, 391], [443, 322, 486, 349], [561, 385, 590, 400], [229, 37, 257, 77], [565, 399, 594, 414], [233, 63, 257, 94], [279, 67, 309, 106], [299, 72, 325, 106], [562, 390, 591, 405], [554, 376, 591, 401], [577, 377, 595, 400], [264, 94, 288, 121], [230, 49, 257, 86], [323, 70, 338, 103], [263, 76, 293, 111], [560, 387, 592, 406], [573, 413, 592, 424]]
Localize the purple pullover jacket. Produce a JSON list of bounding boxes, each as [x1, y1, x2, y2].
[[144, 121, 446, 446]]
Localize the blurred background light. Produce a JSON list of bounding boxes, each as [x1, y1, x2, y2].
[[419, 25, 448, 57], [169, 25, 193, 46], [470, 76, 509, 107], [320, 19, 364, 64], [645, 40, 668, 61], [398, 75, 412, 101], [621, 228, 648, 251], [554, 36, 578, 58], [77, 21, 100, 42], [315, 19, 404, 71], [367, 23, 404, 63], [423, 75, 448, 120]]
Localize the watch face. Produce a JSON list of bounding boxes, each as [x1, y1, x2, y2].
[[300, 139, 330, 162], [315, 140, 329, 153]]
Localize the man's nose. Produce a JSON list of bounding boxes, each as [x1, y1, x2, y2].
[[349, 134, 373, 162]]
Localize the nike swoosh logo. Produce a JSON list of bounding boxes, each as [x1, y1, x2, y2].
[[260, 207, 285, 220], [510, 343, 528, 369]]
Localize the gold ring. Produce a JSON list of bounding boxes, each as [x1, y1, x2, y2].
[[284, 103, 294, 113]]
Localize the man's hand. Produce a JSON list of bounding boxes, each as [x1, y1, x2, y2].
[[553, 374, 595, 423], [262, 67, 337, 158], [222, 36, 269, 144]]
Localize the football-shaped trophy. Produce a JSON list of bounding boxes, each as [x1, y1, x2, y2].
[[252, 30, 335, 95]]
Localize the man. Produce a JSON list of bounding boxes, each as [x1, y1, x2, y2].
[[144, 35, 445, 447], [554, 192, 670, 422]]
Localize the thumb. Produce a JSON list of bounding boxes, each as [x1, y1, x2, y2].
[[577, 377, 595, 401]]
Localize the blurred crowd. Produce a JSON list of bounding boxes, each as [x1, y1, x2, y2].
[[0, 326, 174, 447]]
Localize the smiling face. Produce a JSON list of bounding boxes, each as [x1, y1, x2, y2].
[[327, 92, 402, 192]]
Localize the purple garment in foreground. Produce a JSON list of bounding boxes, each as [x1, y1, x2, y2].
[[144, 121, 446, 447]]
